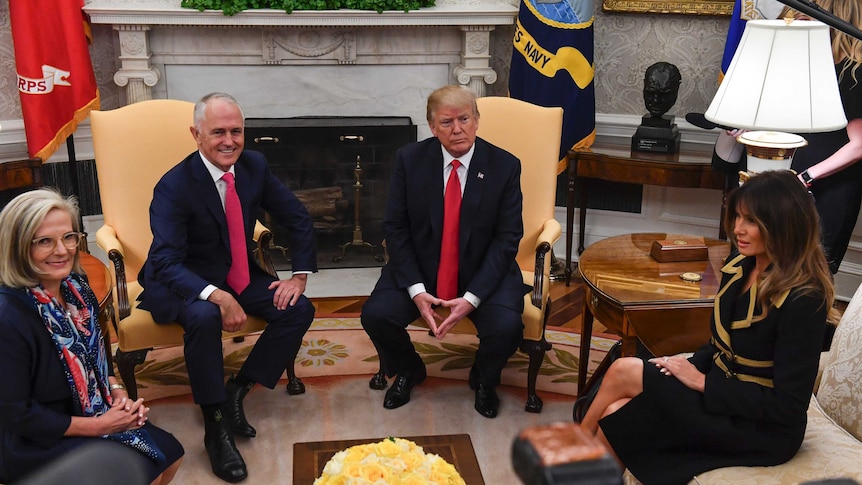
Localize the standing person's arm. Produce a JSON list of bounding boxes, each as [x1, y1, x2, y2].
[[801, 118, 862, 180]]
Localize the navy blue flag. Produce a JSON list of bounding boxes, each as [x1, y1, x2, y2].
[[509, 0, 595, 173], [721, 0, 784, 80]]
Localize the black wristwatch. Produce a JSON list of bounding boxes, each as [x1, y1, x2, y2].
[[800, 170, 815, 187]]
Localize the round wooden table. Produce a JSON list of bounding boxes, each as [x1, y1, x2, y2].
[[80, 252, 115, 359], [576, 233, 731, 397]]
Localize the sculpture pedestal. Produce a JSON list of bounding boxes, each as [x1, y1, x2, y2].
[[631, 115, 680, 154]]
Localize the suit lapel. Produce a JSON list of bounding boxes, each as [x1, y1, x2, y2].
[[459, 139, 487, 252], [427, 141, 446, 245], [190, 153, 231, 245]]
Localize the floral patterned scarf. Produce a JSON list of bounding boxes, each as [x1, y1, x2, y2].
[[28, 273, 165, 466]]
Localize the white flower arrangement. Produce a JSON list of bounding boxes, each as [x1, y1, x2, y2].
[[314, 437, 466, 485]]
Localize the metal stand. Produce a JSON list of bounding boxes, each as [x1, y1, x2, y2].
[[333, 156, 384, 263]]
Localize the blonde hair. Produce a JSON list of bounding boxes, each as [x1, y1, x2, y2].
[[816, 0, 862, 82], [426, 85, 480, 123], [0, 188, 82, 289], [723, 171, 837, 322]]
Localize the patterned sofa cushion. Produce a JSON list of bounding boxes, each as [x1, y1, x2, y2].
[[817, 282, 862, 442], [690, 395, 862, 484]]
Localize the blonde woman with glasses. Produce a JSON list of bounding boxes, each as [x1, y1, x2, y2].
[[0, 189, 183, 485]]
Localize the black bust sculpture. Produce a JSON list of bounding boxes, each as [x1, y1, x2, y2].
[[632, 62, 682, 153]]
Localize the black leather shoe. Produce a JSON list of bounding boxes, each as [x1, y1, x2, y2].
[[474, 383, 500, 418], [383, 365, 427, 409], [204, 412, 248, 483], [224, 377, 256, 438]]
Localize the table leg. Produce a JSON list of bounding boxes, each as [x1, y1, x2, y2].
[[577, 176, 588, 255], [577, 303, 594, 398], [565, 153, 577, 286]]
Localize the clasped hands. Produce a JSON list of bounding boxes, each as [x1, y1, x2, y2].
[[414, 292, 475, 339], [101, 394, 149, 435]]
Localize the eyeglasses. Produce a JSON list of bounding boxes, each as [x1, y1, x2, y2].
[[31, 232, 83, 251]]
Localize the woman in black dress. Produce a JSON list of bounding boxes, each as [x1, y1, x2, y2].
[[579, 171, 837, 485], [0, 189, 184, 484], [791, 0, 862, 274]]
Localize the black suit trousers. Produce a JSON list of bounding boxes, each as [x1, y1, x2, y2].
[[361, 287, 522, 388], [173, 268, 315, 405]]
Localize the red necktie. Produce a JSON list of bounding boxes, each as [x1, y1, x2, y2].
[[222, 172, 250, 294], [437, 160, 461, 300]]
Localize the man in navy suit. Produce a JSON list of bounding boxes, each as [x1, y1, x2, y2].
[[138, 93, 316, 482], [362, 85, 528, 419]]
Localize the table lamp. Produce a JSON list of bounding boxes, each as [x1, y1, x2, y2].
[[704, 19, 847, 174]]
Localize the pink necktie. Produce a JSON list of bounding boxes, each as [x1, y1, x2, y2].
[[437, 160, 461, 300], [222, 172, 250, 294]]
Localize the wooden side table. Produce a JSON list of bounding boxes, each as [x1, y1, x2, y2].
[[576, 233, 730, 397], [565, 141, 733, 285], [0, 158, 43, 206], [80, 252, 116, 366]]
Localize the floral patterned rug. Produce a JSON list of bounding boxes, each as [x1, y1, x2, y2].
[[123, 317, 617, 402]]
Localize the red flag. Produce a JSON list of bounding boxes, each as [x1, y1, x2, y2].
[[10, 0, 99, 161]]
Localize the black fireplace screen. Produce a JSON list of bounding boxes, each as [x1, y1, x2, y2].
[[245, 117, 417, 270]]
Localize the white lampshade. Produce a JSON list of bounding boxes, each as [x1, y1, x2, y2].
[[705, 20, 847, 133]]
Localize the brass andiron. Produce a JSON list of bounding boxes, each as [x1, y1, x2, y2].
[[333, 155, 384, 263]]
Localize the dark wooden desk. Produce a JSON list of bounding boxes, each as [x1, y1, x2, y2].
[[576, 233, 730, 397], [565, 141, 732, 285]]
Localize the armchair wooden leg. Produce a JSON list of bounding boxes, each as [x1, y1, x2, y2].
[[115, 348, 150, 401], [520, 337, 552, 413]]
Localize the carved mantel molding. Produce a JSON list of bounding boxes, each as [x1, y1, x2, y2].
[[84, 0, 518, 101]]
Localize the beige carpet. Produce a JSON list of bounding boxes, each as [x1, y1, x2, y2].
[[135, 319, 616, 484], [130, 318, 616, 402]]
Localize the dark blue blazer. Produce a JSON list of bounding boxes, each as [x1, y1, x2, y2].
[[138, 150, 316, 323], [379, 137, 528, 311]]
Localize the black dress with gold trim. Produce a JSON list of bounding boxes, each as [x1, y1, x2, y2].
[[599, 254, 828, 485]]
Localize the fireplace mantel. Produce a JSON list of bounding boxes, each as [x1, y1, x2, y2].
[[84, 0, 517, 135], [83, 0, 518, 27]]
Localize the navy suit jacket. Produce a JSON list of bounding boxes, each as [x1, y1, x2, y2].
[[138, 150, 316, 323], [379, 137, 528, 311]]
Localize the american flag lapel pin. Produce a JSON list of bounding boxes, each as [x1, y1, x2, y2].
[[478, 172, 484, 179]]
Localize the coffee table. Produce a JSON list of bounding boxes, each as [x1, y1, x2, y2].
[[577, 233, 731, 397], [293, 434, 484, 484]]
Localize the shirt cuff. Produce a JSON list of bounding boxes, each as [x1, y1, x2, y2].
[[200, 284, 217, 301], [463, 291, 480, 308], [407, 283, 427, 300]]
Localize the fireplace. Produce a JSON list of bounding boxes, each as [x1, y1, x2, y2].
[[246, 117, 416, 269], [82, 0, 516, 266]]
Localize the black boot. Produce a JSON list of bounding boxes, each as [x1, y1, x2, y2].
[[224, 376, 256, 438], [203, 408, 248, 483]]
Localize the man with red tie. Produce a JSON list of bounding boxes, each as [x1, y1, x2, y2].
[[362, 85, 528, 418], [138, 93, 316, 482]]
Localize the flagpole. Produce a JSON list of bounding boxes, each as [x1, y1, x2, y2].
[[66, 134, 88, 252]]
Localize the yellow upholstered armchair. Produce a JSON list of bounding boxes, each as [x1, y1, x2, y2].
[[90, 99, 302, 400], [370, 96, 563, 413]]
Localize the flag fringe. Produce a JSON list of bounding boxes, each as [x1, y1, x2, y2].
[[32, 93, 101, 162], [557, 129, 596, 175]]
